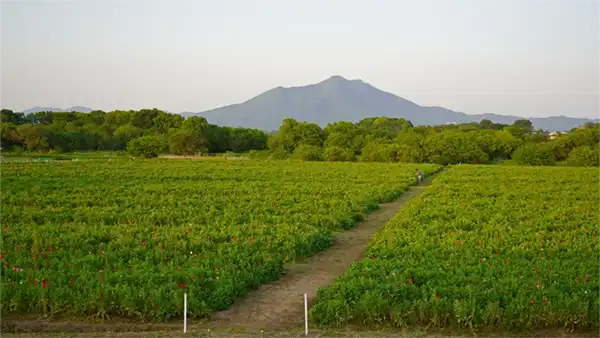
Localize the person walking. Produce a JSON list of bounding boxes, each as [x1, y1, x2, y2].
[[416, 169, 423, 183]]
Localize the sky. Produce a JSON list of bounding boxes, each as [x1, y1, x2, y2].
[[1, 0, 599, 118]]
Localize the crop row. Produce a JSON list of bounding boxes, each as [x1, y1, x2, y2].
[[310, 165, 599, 330], [0, 159, 441, 321]]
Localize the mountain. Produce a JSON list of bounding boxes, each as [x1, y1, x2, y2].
[[21, 106, 93, 114], [185, 76, 598, 131]]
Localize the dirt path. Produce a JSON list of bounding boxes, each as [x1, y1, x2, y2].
[[203, 173, 439, 330]]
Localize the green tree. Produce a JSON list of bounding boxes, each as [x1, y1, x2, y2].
[[181, 116, 209, 132], [16, 124, 51, 152], [291, 144, 323, 161], [395, 131, 426, 163], [168, 129, 207, 155], [152, 112, 183, 134], [359, 141, 400, 162], [127, 135, 167, 158], [113, 124, 144, 148], [268, 119, 324, 154], [131, 109, 161, 129], [324, 121, 365, 154], [1, 123, 23, 150], [565, 145, 599, 167], [1, 109, 25, 125], [512, 143, 556, 166], [424, 131, 488, 164], [322, 146, 355, 161]]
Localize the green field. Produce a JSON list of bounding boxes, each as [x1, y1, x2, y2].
[[310, 165, 599, 329], [0, 159, 441, 321]]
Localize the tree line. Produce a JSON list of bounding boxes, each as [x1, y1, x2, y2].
[[0, 109, 268, 157], [1, 108, 598, 166], [267, 117, 599, 167]]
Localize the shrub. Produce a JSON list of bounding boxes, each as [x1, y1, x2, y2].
[[127, 135, 167, 158], [566, 145, 599, 167], [322, 146, 355, 162], [291, 144, 323, 161], [512, 143, 556, 166]]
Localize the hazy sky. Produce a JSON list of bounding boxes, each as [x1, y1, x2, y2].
[[1, 0, 599, 118]]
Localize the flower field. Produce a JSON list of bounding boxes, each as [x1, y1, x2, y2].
[[0, 159, 441, 321], [310, 165, 599, 330]]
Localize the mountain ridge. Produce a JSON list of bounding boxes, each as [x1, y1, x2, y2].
[[22, 106, 93, 114], [16, 76, 598, 131], [184, 76, 598, 131]]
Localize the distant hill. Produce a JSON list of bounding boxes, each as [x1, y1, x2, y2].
[[21, 106, 93, 114], [184, 76, 598, 131]]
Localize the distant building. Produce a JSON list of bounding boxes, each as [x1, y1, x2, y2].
[[549, 131, 562, 140]]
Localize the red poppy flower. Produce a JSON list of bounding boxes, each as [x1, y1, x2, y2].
[[530, 300, 534, 305], [100, 292, 104, 296], [42, 280, 49, 288], [435, 295, 440, 300], [231, 236, 237, 241], [178, 283, 185, 289]]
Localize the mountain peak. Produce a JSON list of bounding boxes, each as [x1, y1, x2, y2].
[[328, 75, 347, 80], [318, 75, 368, 87]]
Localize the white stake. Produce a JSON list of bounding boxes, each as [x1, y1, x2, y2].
[[304, 293, 308, 336], [184, 293, 188, 335]]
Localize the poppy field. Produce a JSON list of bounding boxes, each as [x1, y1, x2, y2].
[[0, 159, 441, 321], [310, 165, 599, 330]]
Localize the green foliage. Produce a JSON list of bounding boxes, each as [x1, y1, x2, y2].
[[359, 141, 400, 162], [16, 124, 51, 152], [1, 123, 22, 150], [127, 135, 167, 158], [266, 118, 595, 167], [424, 131, 488, 164], [291, 144, 323, 161], [268, 119, 324, 155], [3, 107, 597, 168], [0, 160, 441, 321], [566, 145, 599, 167], [168, 129, 207, 155], [311, 165, 599, 329], [512, 143, 556, 166], [0, 109, 267, 155], [322, 146, 355, 162]]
